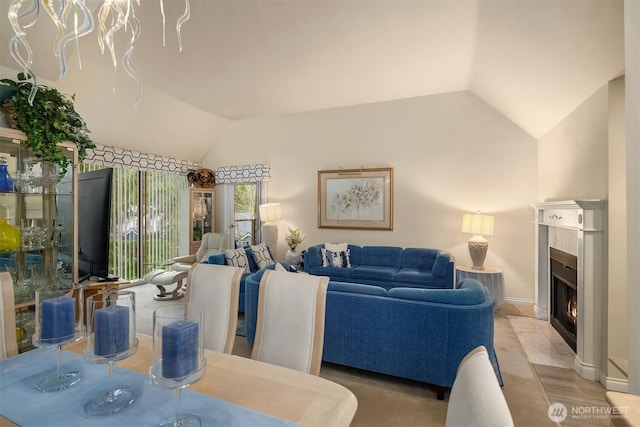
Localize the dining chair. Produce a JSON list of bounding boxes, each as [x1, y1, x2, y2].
[[185, 263, 243, 354], [0, 271, 18, 360], [445, 345, 514, 427], [251, 270, 329, 376]]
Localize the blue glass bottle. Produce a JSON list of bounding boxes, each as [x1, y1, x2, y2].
[[0, 157, 14, 192]]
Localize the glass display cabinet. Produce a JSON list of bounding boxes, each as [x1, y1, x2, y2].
[[189, 188, 215, 254], [0, 127, 77, 353]]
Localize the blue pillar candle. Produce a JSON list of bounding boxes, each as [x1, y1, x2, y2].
[[41, 296, 75, 344], [94, 305, 130, 356], [161, 320, 199, 379]]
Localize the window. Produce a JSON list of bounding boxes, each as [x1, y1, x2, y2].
[[79, 164, 188, 280], [234, 184, 257, 248]]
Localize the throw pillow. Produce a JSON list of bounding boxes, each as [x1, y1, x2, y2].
[[224, 248, 250, 273], [250, 243, 275, 269], [325, 242, 348, 253], [321, 248, 351, 268], [275, 262, 299, 273]]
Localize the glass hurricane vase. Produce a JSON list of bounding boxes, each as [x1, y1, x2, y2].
[[32, 285, 84, 392], [149, 303, 206, 427], [84, 289, 139, 416]]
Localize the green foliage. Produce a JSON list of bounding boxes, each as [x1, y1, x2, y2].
[[1, 72, 95, 176], [285, 227, 305, 250], [234, 184, 256, 215]]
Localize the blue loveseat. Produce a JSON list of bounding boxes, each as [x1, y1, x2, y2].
[[303, 244, 455, 289], [244, 270, 502, 398]]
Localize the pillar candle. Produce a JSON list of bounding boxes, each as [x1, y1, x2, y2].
[[94, 305, 130, 356], [41, 296, 75, 344], [161, 320, 198, 379]]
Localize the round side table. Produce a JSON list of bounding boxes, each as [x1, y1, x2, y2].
[[455, 265, 505, 307]]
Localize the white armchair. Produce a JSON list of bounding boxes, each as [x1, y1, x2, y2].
[[172, 232, 230, 272]]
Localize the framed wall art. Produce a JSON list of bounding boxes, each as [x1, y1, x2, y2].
[[318, 167, 393, 230]]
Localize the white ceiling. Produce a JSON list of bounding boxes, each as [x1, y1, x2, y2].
[[0, 0, 625, 160]]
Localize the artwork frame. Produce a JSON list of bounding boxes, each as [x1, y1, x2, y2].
[[318, 167, 393, 230]]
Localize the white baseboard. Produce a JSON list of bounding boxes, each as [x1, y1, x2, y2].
[[602, 373, 629, 392], [504, 297, 534, 305]]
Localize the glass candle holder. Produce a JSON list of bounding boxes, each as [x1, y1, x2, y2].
[[84, 289, 138, 416], [32, 285, 84, 392], [149, 303, 206, 427]]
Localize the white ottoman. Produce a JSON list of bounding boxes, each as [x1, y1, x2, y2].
[[141, 269, 188, 301]]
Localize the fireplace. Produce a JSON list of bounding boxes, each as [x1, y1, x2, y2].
[[549, 247, 577, 352], [533, 200, 605, 382]]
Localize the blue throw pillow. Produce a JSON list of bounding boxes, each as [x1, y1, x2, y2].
[[207, 253, 226, 265]]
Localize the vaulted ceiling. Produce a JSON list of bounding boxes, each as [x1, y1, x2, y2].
[[0, 0, 625, 161]]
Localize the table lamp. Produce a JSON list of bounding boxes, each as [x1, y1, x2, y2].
[[259, 203, 283, 253], [461, 212, 495, 270]]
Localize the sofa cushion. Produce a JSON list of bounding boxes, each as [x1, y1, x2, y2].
[[250, 243, 275, 269], [360, 246, 403, 267], [328, 281, 388, 296], [387, 279, 487, 305], [395, 268, 439, 285], [402, 248, 437, 269], [351, 265, 399, 281], [307, 265, 353, 279], [225, 248, 250, 273]]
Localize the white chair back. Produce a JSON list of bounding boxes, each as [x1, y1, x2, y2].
[[0, 272, 17, 360], [445, 345, 514, 427], [251, 270, 329, 376], [185, 263, 242, 353]]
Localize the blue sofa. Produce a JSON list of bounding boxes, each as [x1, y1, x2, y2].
[[244, 270, 502, 398], [303, 244, 455, 289]]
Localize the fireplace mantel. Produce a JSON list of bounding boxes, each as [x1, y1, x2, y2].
[[532, 200, 606, 382]]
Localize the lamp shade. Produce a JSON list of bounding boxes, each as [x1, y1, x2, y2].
[[259, 203, 283, 223], [461, 213, 495, 236]]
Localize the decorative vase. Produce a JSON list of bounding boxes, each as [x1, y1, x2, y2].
[[0, 157, 14, 192], [0, 218, 20, 251], [285, 249, 301, 266]]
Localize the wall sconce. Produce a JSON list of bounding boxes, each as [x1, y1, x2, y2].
[[259, 203, 283, 253], [461, 211, 495, 270]]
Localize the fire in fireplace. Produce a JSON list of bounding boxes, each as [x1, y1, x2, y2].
[[549, 247, 578, 352]]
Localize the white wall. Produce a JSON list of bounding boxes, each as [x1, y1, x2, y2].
[[537, 85, 609, 201], [537, 78, 633, 388], [202, 91, 538, 301], [607, 77, 628, 387], [624, 0, 640, 394]]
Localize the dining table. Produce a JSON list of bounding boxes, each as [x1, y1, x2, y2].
[[0, 334, 358, 426]]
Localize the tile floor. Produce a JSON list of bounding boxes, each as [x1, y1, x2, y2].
[[508, 314, 576, 369]]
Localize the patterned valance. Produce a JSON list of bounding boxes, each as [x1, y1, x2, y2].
[[215, 164, 271, 184], [84, 144, 200, 175]]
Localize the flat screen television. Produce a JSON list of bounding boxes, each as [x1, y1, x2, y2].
[[77, 168, 117, 283]]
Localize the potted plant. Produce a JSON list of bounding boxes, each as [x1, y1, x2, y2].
[[0, 72, 95, 176], [285, 227, 305, 265]]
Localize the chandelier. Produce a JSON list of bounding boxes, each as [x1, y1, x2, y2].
[[7, 0, 191, 105]]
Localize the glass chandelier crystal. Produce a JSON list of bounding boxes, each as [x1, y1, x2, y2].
[[7, 0, 191, 105]]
